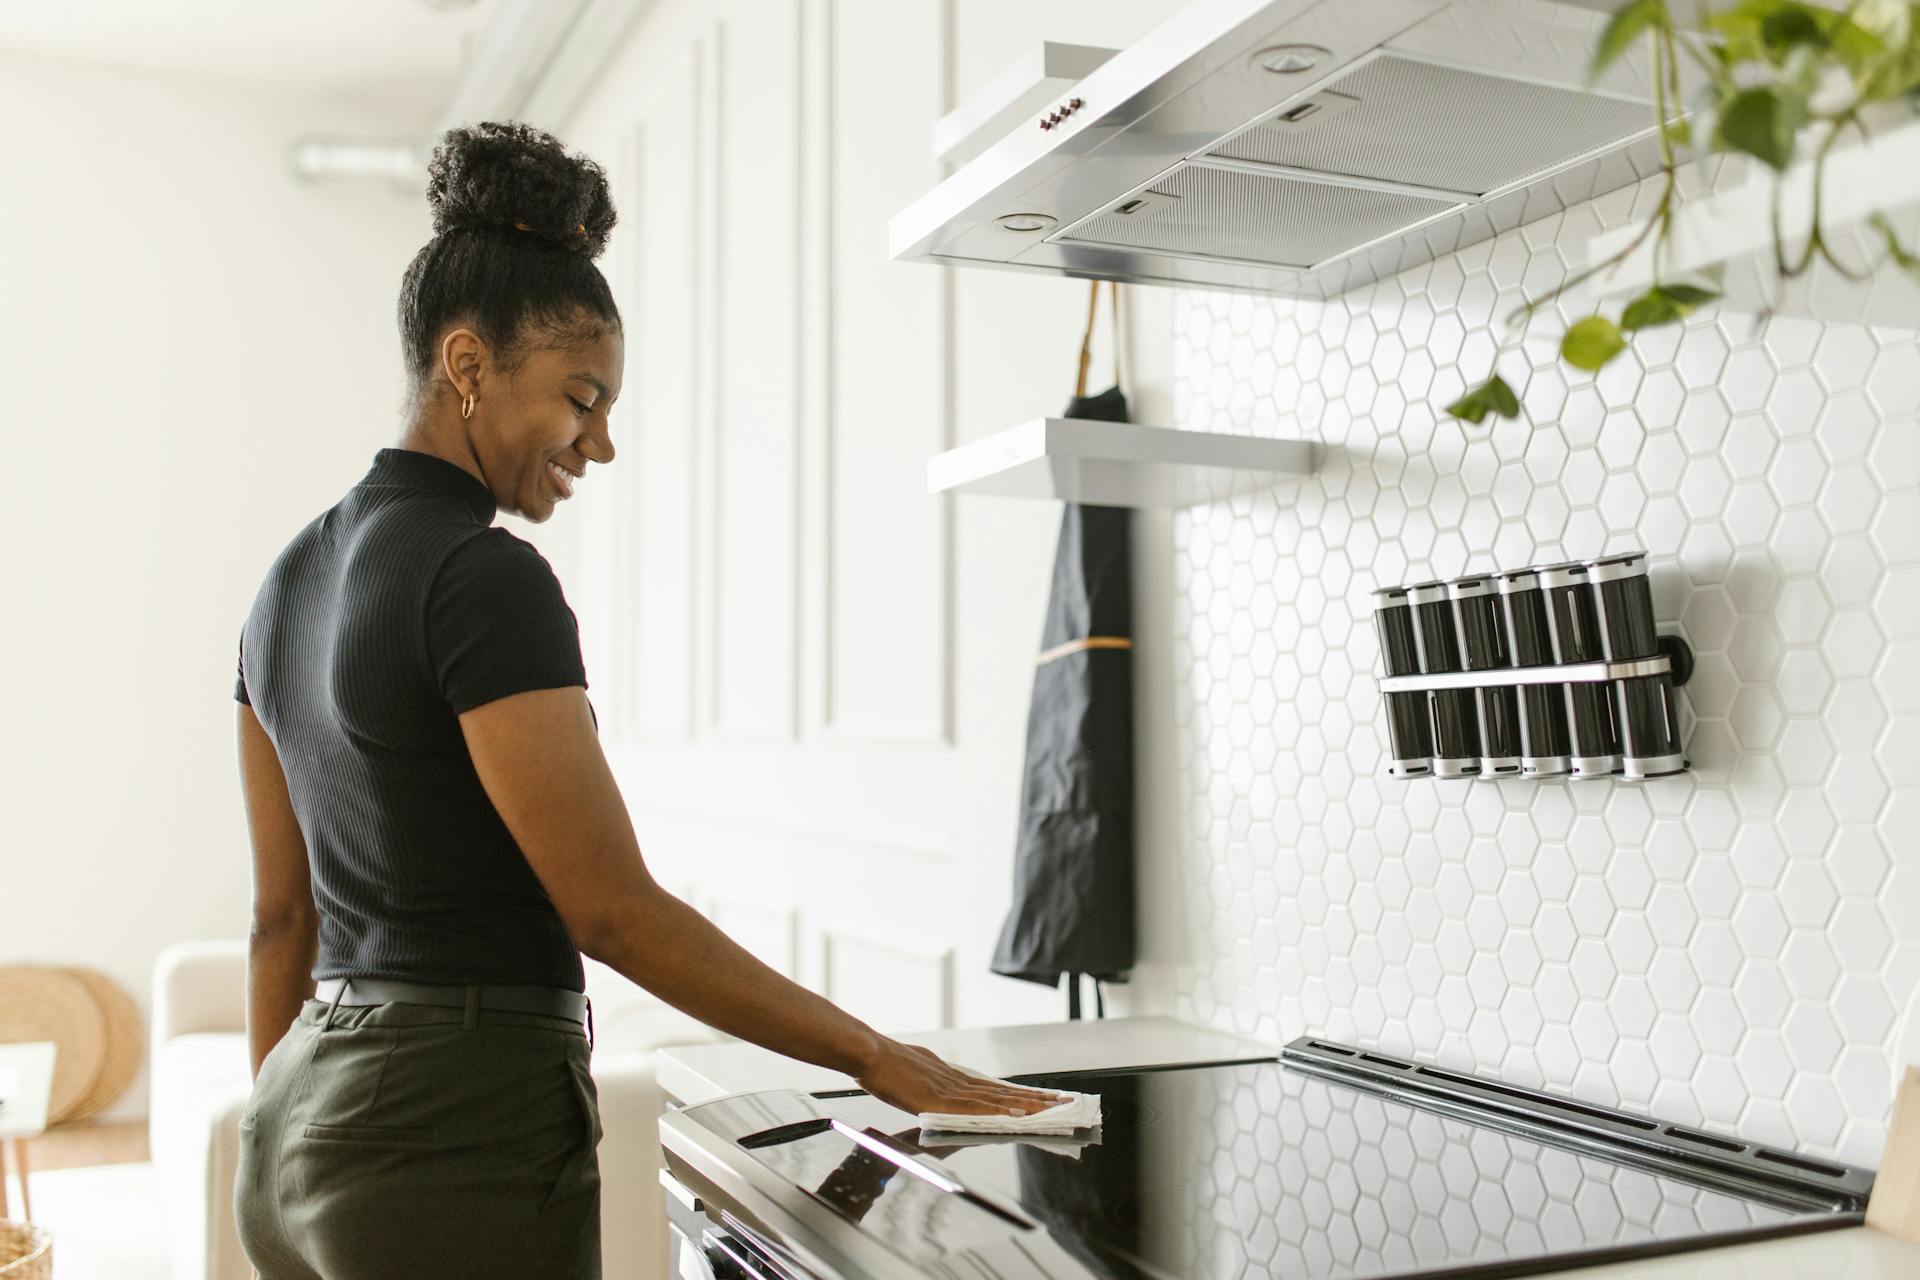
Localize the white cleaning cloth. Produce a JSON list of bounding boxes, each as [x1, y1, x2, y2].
[[917, 1072, 1102, 1135]]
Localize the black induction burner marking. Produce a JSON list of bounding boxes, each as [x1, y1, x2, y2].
[[720, 1057, 1864, 1280]]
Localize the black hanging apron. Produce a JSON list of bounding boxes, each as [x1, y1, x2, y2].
[[990, 282, 1136, 1018]]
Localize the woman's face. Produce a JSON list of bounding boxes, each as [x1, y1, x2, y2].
[[470, 325, 625, 523]]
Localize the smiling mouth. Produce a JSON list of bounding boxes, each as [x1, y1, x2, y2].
[[547, 460, 578, 499]]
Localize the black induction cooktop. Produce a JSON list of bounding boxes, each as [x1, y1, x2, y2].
[[661, 1040, 1873, 1280]]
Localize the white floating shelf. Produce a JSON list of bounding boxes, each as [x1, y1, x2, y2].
[[928, 418, 1317, 508], [1585, 114, 1920, 325], [932, 42, 1115, 166]]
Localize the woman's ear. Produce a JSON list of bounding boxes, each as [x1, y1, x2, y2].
[[439, 326, 488, 401]]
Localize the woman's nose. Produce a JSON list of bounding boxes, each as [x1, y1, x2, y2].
[[580, 432, 615, 466]]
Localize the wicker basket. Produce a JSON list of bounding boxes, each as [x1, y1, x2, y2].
[[0, 1221, 50, 1279]]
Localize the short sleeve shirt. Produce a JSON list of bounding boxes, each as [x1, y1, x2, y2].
[[235, 447, 592, 991]]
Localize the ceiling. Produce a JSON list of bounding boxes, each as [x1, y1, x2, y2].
[[0, 0, 504, 126]]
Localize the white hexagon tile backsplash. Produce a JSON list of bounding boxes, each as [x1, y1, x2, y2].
[[1167, 168, 1920, 1168]]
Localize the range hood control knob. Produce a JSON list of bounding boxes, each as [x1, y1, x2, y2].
[[1041, 99, 1083, 130]]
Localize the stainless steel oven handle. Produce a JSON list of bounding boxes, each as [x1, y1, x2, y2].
[[661, 1167, 705, 1215]]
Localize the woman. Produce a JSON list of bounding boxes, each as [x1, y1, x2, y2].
[[231, 121, 1063, 1280]]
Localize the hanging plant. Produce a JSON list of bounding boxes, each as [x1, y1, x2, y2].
[[1445, 0, 1920, 424]]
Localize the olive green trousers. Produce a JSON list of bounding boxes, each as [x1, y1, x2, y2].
[[235, 994, 602, 1279]]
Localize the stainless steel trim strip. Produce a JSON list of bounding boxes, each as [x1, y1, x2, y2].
[[1377, 655, 1673, 693], [1279, 1036, 1876, 1212], [1184, 154, 1478, 205]]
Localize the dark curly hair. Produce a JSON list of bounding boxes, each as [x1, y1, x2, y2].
[[398, 121, 621, 401]]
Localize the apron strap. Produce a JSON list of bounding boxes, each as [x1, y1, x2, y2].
[[1072, 281, 1124, 400]]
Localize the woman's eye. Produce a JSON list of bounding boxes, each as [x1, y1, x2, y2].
[[568, 396, 591, 416]]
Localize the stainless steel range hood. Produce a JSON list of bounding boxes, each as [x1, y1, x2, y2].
[[890, 0, 1681, 299]]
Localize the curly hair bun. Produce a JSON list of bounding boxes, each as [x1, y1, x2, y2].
[[426, 121, 616, 260]]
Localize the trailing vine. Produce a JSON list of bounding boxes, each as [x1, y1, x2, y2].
[[1445, 0, 1920, 425]]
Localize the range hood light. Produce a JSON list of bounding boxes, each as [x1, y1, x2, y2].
[[996, 213, 1057, 232], [1253, 44, 1327, 74]]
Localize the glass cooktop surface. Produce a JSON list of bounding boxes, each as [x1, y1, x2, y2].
[[730, 1058, 1851, 1280]]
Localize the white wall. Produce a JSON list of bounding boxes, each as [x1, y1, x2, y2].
[[545, 0, 1184, 1034], [2, 1, 1191, 1122], [1165, 159, 1920, 1171], [0, 51, 425, 1120]]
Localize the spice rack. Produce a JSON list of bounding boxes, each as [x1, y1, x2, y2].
[[1372, 553, 1695, 782]]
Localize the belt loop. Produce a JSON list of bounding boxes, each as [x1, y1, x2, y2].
[[585, 996, 594, 1052], [463, 984, 480, 1031], [322, 977, 350, 1031]]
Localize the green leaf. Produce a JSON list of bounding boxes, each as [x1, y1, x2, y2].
[[1708, 3, 1774, 66], [1621, 291, 1681, 330], [1761, 5, 1826, 54], [1828, 13, 1891, 79], [1661, 283, 1721, 308], [1715, 85, 1806, 169], [1484, 375, 1521, 418], [1594, 0, 1662, 78], [1619, 283, 1721, 330], [1445, 374, 1522, 425], [1850, 7, 1920, 100], [1561, 316, 1627, 371]]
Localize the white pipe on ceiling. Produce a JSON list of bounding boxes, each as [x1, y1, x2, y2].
[[290, 0, 643, 183]]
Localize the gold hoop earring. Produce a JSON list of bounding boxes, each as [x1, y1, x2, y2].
[[461, 393, 475, 421]]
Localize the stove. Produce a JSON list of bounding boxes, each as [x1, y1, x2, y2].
[[658, 1038, 1873, 1280]]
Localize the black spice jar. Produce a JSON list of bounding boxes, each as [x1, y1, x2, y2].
[[1407, 581, 1481, 778], [1448, 575, 1522, 776], [1536, 561, 1621, 778], [1587, 552, 1686, 779], [1371, 587, 1434, 778], [1496, 569, 1572, 778]]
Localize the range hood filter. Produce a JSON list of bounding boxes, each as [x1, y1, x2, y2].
[[1061, 165, 1459, 269], [1212, 54, 1657, 198]]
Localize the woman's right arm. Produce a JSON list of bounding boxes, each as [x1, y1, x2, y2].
[[458, 684, 1065, 1118]]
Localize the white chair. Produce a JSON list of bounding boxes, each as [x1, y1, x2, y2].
[[148, 940, 721, 1280]]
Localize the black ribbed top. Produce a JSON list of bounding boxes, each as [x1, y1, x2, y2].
[[236, 447, 591, 992]]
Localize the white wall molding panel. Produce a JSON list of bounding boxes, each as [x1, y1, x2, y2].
[[1166, 158, 1920, 1169], [558, 0, 1182, 1033], [821, 930, 958, 1033]]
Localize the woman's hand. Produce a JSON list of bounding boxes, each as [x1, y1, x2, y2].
[[854, 1039, 1070, 1117]]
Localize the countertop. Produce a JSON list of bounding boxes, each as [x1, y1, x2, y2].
[[653, 1014, 1278, 1105], [653, 1017, 1920, 1279]]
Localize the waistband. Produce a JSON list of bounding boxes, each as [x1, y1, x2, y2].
[[314, 976, 588, 1027]]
